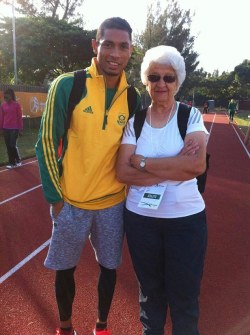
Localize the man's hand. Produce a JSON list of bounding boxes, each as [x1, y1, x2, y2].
[[51, 200, 64, 217]]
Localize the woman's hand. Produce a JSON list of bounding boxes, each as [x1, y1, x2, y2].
[[130, 154, 145, 170], [179, 139, 199, 156]]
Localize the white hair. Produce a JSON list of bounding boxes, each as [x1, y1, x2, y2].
[[141, 45, 186, 91]]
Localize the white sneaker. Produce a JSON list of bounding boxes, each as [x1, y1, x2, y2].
[[16, 162, 22, 167], [6, 164, 16, 169]]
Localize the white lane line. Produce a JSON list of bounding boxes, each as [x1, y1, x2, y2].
[[205, 112, 216, 144], [223, 111, 250, 158], [213, 112, 249, 158], [0, 239, 51, 284], [0, 159, 37, 173], [232, 123, 250, 159], [0, 184, 42, 205]]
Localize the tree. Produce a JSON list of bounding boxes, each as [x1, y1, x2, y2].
[[133, 0, 199, 97], [0, 16, 95, 85], [14, 0, 84, 21], [234, 60, 250, 85]]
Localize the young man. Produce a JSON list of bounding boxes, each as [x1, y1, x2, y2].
[[36, 17, 140, 335]]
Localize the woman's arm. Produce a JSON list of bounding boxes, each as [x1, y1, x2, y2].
[[130, 131, 206, 181], [116, 137, 201, 185], [116, 144, 164, 186]]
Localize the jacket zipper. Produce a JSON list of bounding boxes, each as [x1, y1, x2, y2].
[[102, 86, 130, 130]]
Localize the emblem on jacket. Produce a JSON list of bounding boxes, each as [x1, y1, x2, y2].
[[83, 106, 93, 114], [117, 114, 126, 126]]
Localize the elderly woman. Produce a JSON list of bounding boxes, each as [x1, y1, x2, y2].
[[116, 45, 209, 335]]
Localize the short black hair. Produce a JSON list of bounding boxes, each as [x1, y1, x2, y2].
[[96, 17, 132, 43], [4, 88, 16, 101]]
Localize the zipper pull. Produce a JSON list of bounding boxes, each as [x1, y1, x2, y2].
[[102, 110, 108, 129]]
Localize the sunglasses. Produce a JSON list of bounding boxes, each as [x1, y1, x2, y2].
[[147, 74, 176, 83]]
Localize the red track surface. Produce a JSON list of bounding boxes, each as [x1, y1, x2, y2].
[[0, 111, 249, 335]]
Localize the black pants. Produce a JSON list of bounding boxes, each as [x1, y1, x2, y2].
[[55, 264, 116, 322], [125, 209, 207, 335], [229, 110, 235, 121], [3, 129, 21, 165]]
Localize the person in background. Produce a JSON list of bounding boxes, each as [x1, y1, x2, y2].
[[35, 17, 141, 335], [203, 101, 209, 114], [116, 45, 208, 335], [228, 98, 237, 122], [0, 88, 23, 169]]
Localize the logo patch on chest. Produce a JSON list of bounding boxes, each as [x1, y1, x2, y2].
[[83, 106, 93, 114], [117, 114, 126, 126]]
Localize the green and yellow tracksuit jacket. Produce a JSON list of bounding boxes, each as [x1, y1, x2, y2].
[[35, 58, 140, 209]]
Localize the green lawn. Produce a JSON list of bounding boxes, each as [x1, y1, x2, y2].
[[234, 110, 250, 136]]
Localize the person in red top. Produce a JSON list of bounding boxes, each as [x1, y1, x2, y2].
[[0, 88, 23, 168]]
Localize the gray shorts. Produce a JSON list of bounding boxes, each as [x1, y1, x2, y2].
[[44, 201, 125, 270]]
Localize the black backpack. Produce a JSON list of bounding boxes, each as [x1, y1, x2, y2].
[[133, 103, 210, 193], [58, 69, 139, 157]]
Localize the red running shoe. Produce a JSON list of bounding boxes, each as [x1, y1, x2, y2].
[[93, 329, 111, 335]]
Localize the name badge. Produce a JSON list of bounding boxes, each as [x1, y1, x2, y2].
[[138, 184, 167, 210]]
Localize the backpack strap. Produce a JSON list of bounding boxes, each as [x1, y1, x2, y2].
[[177, 102, 210, 193], [177, 102, 192, 140], [58, 69, 86, 158], [133, 102, 192, 143], [134, 107, 147, 141], [127, 86, 140, 119], [67, 75, 138, 128], [66, 69, 86, 130]]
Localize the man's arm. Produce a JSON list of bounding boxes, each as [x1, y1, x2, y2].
[[35, 74, 73, 204]]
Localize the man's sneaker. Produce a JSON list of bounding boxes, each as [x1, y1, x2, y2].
[[54, 328, 77, 335], [6, 164, 16, 169], [16, 162, 22, 167], [93, 329, 111, 335]]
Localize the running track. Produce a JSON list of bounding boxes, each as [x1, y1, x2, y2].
[[0, 111, 249, 335]]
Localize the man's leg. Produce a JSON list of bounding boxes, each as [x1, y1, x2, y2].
[[96, 264, 116, 330], [45, 202, 93, 332], [90, 201, 125, 332], [55, 267, 76, 328]]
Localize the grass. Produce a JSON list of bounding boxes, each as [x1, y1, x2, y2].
[[0, 110, 249, 166], [234, 110, 250, 136], [0, 128, 39, 166]]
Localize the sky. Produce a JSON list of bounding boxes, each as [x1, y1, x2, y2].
[[1, 0, 249, 74], [83, 0, 249, 74]]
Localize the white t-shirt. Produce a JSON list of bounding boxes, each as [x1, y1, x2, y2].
[[121, 102, 209, 218]]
